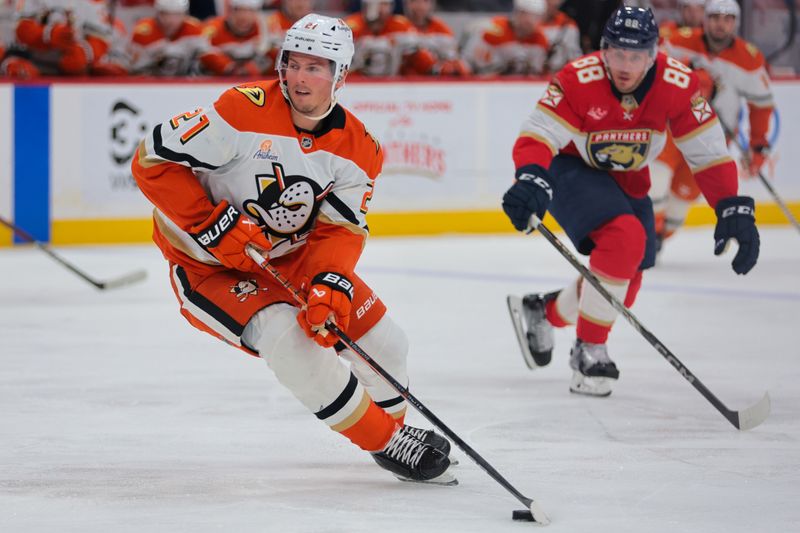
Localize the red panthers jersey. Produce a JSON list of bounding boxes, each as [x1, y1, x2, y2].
[[513, 51, 738, 207]]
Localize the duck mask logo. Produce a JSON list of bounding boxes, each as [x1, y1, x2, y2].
[[243, 162, 333, 237]]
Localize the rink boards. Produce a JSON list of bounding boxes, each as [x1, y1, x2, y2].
[[1, 79, 799, 246]]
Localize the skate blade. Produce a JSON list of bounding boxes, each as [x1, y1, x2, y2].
[[396, 469, 458, 486], [569, 371, 614, 397], [506, 295, 539, 370]]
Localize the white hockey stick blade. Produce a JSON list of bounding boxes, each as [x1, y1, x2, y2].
[[98, 269, 148, 290], [506, 295, 537, 370], [529, 500, 551, 526], [736, 392, 771, 431]]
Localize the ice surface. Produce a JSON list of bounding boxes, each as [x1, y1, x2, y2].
[[1, 228, 798, 532]]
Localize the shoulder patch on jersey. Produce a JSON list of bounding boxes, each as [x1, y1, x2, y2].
[[677, 27, 693, 38], [134, 21, 152, 36], [235, 86, 265, 107], [745, 42, 758, 58], [539, 83, 563, 109], [690, 94, 713, 123]]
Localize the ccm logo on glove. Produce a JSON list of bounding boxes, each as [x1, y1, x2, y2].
[[518, 173, 553, 200]]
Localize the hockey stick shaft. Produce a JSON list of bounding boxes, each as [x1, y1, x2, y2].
[[0, 216, 147, 290], [246, 247, 549, 524], [721, 125, 800, 234], [531, 218, 769, 430]]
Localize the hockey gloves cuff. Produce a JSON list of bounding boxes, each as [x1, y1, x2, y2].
[[297, 272, 354, 348], [502, 164, 554, 232], [714, 196, 760, 275], [190, 200, 272, 273]]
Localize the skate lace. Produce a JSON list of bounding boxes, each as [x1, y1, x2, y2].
[[404, 427, 428, 441], [383, 428, 427, 468]]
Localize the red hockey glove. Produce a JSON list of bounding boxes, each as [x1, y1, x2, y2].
[[49, 24, 75, 48], [744, 145, 769, 178], [190, 200, 271, 273], [297, 272, 354, 348]]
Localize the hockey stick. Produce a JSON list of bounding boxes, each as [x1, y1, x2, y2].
[[528, 217, 770, 431], [0, 216, 147, 290], [720, 123, 800, 234], [245, 246, 550, 526]]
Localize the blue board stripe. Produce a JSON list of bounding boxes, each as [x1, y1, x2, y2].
[[13, 85, 50, 243]]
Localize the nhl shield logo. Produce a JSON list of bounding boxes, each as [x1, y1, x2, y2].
[[587, 129, 651, 171]]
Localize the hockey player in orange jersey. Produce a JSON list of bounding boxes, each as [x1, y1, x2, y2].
[[131, 13, 454, 484], [202, 0, 271, 77], [8, 0, 115, 76], [540, 0, 581, 72], [653, 0, 774, 251], [264, 0, 314, 72], [658, 0, 705, 43], [461, 0, 549, 76], [503, 6, 759, 397], [129, 0, 228, 76], [345, 0, 437, 77], [402, 0, 470, 76]]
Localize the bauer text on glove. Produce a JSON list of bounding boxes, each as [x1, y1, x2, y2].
[[190, 200, 272, 273], [297, 272, 354, 348]]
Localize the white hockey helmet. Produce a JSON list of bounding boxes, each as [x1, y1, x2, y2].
[[278, 14, 355, 118], [155, 0, 189, 13], [513, 0, 546, 15], [705, 0, 740, 18], [230, 0, 263, 8]]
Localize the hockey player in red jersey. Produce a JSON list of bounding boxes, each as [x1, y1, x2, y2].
[[131, 14, 453, 484], [503, 6, 759, 397]]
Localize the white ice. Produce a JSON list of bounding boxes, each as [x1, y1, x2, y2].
[[1, 227, 798, 532]]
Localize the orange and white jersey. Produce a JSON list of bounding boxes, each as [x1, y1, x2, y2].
[[345, 13, 422, 77], [663, 27, 774, 143], [12, 0, 113, 72], [462, 15, 548, 76], [203, 15, 271, 71], [129, 16, 211, 76], [132, 80, 382, 274], [540, 11, 580, 72], [413, 15, 459, 62]]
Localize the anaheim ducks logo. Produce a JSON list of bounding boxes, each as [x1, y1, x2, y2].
[[243, 162, 333, 239], [587, 129, 651, 171]]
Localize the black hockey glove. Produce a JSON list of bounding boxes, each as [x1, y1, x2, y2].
[[714, 196, 760, 275], [502, 164, 554, 232]]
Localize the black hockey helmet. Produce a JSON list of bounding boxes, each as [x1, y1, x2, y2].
[[601, 6, 659, 52]]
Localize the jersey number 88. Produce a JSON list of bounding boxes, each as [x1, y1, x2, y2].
[[571, 55, 692, 90]]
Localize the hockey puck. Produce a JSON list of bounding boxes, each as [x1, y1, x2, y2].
[[512, 509, 535, 521]]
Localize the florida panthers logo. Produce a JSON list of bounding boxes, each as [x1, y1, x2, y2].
[[243, 162, 333, 238], [587, 130, 651, 171]]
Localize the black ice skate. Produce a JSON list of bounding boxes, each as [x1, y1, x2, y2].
[[506, 291, 558, 369], [569, 339, 620, 397], [372, 425, 456, 485], [403, 425, 459, 465]]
